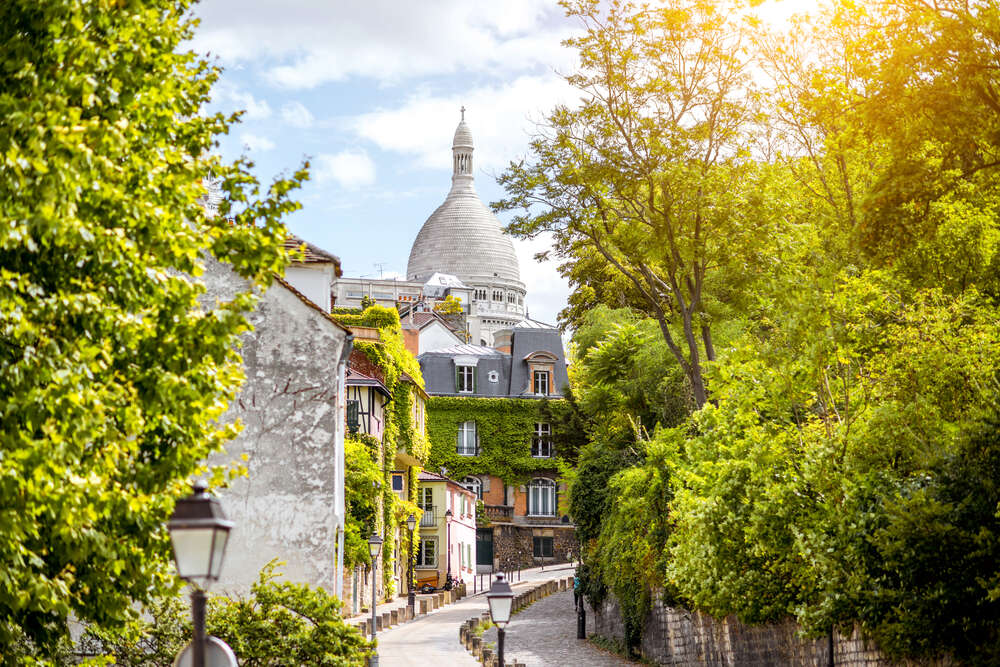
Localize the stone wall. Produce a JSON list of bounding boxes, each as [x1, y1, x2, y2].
[[590, 594, 955, 666], [492, 525, 575, 569]]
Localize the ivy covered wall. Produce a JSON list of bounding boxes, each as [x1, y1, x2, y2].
[[425, 396, 568, 483], [333, 305, 427, 599]]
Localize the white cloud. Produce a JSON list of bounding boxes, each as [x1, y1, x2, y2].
[[188, 0, 577, 88], [315, 150, 376, 189], [215, 83, 272, 120], [281, 101, 315, 128], [352, 74, 577, 173], [240, 133, 276, 152]]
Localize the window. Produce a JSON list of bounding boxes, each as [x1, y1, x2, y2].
[[533, 370, 550, 395], [528, 478, 556, 516], [533, 536, 554, 558], [346, 399, 360, 434], [456, 421, 478, 456], [416, 538, 437, 567], [391, 474, 404, 491], [456, 365, 475, 393], [419, 488, 435, 527], [487, 370, 499, 383], [493, 290, 503, 302], [532, 423, 552, 458], [475, 288, 487, 301], [462, 476, 482, 500]]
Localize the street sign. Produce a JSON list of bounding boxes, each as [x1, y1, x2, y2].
[[173, 636, 238, 667]]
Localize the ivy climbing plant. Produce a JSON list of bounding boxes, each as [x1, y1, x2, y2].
[[333, 306, 427, 600], [425, 397, 569, 484]]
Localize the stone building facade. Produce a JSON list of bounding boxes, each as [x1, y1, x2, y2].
[[405, 113, 527, 347]]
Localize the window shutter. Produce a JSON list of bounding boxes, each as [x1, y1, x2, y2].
[[474, 423, 480, 455], [455, 365, 460, 392], [482, 476, 491, 493], [472, 367, 478, 393]]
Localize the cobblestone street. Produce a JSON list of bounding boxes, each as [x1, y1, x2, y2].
[[481, 588, 631, 666]]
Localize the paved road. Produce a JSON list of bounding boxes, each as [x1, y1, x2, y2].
[[374, 565, 575, 667], [481, 588, 631, 666]]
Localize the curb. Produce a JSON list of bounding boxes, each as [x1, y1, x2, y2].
[[350, 583, 469, 636]]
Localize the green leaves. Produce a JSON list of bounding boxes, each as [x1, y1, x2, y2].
[[0, 0, 305, 657]]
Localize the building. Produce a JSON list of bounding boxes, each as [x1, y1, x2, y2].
[[203, 242, 354, 595], [418, 325, 575, 571], [335, 312, 430, 615], [414, 470, 477, 589], [400, 310, 465, 357], [406, 113, 527, 347]]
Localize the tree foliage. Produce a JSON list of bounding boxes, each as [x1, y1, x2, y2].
[[496, 0, 786, 407], [0, 0, 305, 657], [546, 0, 1000, 661]]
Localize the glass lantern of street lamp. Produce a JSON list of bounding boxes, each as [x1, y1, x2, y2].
[[406, 513, 417, 533], [167, 481, 234, 588], [487, 573, 514, 629], [368, 532, 384, 560]]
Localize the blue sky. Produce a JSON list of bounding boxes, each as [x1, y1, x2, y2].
[[186, 0, 810, 326], [187, 0, 583, 325]]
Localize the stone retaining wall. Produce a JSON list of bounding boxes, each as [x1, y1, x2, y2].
[[591, 594, 954, 666]]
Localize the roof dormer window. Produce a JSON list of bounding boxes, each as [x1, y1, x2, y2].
[[533, 370, 550, 396]]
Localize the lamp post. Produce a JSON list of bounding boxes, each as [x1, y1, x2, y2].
[[167, 481, 234, 667], [487, 572, 514, 667], [405, 513, 417, 611], [444, 508, 453, 588], [368, 532, 383, 667]]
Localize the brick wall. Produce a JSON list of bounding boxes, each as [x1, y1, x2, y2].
[[590, 594, 956, 666]]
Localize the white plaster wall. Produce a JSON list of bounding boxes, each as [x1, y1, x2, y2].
[[446, 487, 478, 587], [419, 321, 463, 353], [201, 258, 348, 595], [284, 264, 333, 312]]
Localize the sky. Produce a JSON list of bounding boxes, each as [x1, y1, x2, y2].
[[187, 0, 815, 327]]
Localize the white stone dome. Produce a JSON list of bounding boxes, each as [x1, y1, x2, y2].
[[407, 115, 522, 285]]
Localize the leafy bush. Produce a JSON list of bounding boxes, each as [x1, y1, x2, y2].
[[80, 562, 372, 666]]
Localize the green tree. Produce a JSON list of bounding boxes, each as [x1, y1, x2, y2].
[[0, 0, 305, 657], [432, 294, 464, 315], [496, 0, 783, 407]]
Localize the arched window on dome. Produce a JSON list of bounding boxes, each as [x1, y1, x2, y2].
[[461, 476, 482, 500], [528, 478, 557, 517]]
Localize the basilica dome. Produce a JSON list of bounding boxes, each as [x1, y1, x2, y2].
[[407, 116, 522, 286]]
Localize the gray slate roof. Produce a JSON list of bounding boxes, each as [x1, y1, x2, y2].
[[418, 328, 567, 398]]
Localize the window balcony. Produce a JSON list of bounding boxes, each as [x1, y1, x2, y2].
[[484, 504, 513, 523], [420, 506, 436, 527]]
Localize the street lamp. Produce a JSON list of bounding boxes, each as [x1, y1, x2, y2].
[[405, 513, 417, 611], [167, 481, 234, 667], [487, 572, 514, 667], [444, 508, 453, 588], [368, 532, 384, 667]]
